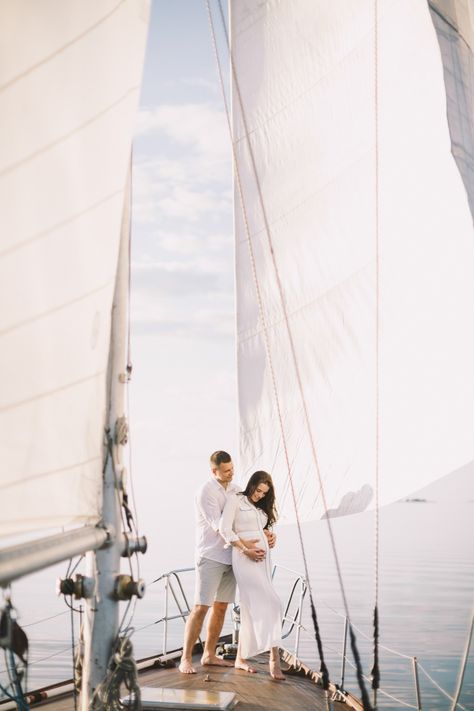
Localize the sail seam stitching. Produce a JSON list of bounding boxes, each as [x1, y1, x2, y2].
[[0, 281, 114, 339], [0, 456, 102, 491], [0, 190, 124, 260], [0, 1, 127, 94], [0, 371, 105, 414], [0, 88, 140, 179]]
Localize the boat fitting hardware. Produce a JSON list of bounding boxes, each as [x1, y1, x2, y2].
[[115, 415, 129, 445], [122, 534, 148, 557], [114, 574, 146, 601], [56, 573, 95, 599], [0, 605, 12, 648], [118, 369, 131, 384], [331, 688, 348, 703]]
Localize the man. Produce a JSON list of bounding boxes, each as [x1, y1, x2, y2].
[[179, 450, 275, 674]]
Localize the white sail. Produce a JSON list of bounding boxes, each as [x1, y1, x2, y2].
[[234, 0, 474, 522], [0, 0, 149, 538]]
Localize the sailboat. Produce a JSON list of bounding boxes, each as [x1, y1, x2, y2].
[[0, 0, 473, 710]]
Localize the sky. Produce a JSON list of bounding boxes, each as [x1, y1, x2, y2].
[[128, 0, 236, 566]]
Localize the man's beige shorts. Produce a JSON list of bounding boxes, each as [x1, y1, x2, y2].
[[194, 557, 236, 606]]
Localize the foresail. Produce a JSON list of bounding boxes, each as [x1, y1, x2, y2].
[[0, 1, 149, 538], [233, 0, 474, 522], [429, 0, 474, 215]]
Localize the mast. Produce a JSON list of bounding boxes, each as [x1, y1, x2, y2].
[[81, 172, 143, 708]]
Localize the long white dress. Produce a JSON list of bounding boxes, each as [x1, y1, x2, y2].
[[219, 493, 282, 658]]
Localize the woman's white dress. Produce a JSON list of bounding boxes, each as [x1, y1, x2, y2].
[[219, 493, 282, 659]]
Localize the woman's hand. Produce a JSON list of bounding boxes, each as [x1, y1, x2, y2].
[[264, 529, 276, 548], [236, 538, 265, 560], [243, 546, 265, 561]]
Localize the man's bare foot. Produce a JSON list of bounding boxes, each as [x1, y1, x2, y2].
[[201, 654, 233, 668], [269, 660, 286, 680], [179, 659, 196, 674], [235, 658, 257, 673]]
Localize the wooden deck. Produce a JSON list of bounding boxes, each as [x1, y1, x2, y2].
[[19, 648, 361, 711]]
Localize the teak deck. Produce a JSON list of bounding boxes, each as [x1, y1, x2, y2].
[[23, 648, 362, 711]]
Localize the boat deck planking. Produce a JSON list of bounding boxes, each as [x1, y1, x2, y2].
[[31, 651, 348, 711]]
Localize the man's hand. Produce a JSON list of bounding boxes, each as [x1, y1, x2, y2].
[[264, 529, 276, 548]]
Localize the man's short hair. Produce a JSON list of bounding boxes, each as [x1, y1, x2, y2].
[[210, 450, 231, 467]]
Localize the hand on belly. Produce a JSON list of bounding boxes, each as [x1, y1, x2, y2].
[[240, 536, 266, 557]]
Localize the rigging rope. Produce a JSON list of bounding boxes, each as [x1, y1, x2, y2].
[[417, 661, 469, 711], [371, 2, 381, 707], [69, 597, 78, 711], [206, 1, 372, 706], [22, 611, 68, 628]]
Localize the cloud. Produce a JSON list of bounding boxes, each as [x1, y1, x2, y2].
[[136, 103, 230, 164], [132, 102, 232, 225], [157, 185, 231, 223], [130, 101, 234, 338], [135, 230, 232, 257], [131, 309, 234, 340], [131, 259, 226, 295], [130, 258, 235, 340]]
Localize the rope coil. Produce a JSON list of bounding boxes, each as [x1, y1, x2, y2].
[[90, 635, 140, 711]]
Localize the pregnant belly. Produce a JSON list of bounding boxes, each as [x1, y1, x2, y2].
[[237, 530, 266, 549]]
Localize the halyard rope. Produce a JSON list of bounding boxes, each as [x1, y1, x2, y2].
[[372, 1, 381, 707]]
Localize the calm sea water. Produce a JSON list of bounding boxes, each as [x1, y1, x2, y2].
[[1, 498, 472, 710]]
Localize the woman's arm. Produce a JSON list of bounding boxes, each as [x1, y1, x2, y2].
[[218, 494, 240, 545]]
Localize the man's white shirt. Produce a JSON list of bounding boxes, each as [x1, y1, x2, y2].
[[195, 476, 240, 564]]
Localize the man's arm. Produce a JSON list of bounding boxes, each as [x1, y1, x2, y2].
[[195, 487, 224, 533]]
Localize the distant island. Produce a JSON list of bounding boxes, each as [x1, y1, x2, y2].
[[399, 497, 429, 503]]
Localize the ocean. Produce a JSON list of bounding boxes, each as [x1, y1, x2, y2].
[[1, 475, 473, 711]]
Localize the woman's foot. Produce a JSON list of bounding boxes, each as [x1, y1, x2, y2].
[[269, 659, 286, 681], [235, 657, 257, 673]]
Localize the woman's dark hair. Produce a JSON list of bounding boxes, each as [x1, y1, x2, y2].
[[241, 471, 277, 527]]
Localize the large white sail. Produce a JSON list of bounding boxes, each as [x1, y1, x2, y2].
[[233, 0, 474, 522], [0, 1, 149, 538]]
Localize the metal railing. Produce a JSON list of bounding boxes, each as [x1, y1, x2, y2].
[[271, 564, 307, 658], [146, 565, 307, 659], [2, 566, 469, 711], [151, 568, 196, 654], [146, 565, 471, 711], [286, 593, 470, 711]]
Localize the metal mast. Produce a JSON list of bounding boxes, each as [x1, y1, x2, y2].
[[81, 174, 144, 708]]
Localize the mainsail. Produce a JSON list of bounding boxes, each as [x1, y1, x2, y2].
[[233, 0, 474, 522], [0, 1, 149, 539]]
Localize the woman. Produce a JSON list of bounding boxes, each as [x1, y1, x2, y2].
[[219, 471, 285, 680]]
